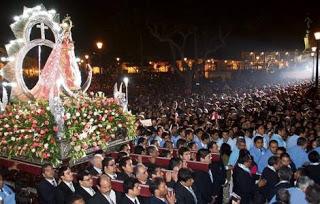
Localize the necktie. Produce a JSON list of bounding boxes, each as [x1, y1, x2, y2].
[[134, 199, 138, 204], [52, 180, 56, 187], [69, 183, 75, 192], [188, 187, 198, 204]]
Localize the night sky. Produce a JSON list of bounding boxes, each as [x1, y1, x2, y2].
[[0, 0, 320, 61]]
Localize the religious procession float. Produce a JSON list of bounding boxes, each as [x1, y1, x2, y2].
[[0, 5, 136, 168]]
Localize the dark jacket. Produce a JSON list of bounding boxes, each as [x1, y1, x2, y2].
[[261, 166, 279, 201], [54, 181, 76, 204], [75, 185, 97, 203], [149, 196, 167, 204], [87, 191, 111, 204], [36, 179, 56, 204], [174, 182, 198, 204]]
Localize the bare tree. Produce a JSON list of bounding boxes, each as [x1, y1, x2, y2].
[[148, 23, 230, 93]]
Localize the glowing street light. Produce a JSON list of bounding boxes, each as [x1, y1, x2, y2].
[[116, 57, 120, 62], [84, 55, 89, 60], [183, 57, 187, 61], [314, 31, 320, 89], [96, 41, 103, 49], [312, 47, 317, 52]]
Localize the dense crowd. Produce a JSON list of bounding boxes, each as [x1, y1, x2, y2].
[[1, 69, 320, 204]]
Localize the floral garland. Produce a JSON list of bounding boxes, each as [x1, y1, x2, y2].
[[0, 93, 136, 166]]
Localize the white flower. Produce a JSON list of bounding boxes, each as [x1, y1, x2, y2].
[[83, 113, 87, 117], [74, 145, 81, 152], [46, 106, 50, 111], [102, 117, 106, 121], [118, 124, 122, 128], [44, 143, 49, 149], [106, 125, 111, 130], [4, 124, 9, 128], [76, 112, 80, 117], [79, 133, 88, 140], [111, 134, 115, 138], [37, 109, 42, 114], [31, 148, 35, 153], [66, 113, 71, 119], [21, 129, 25, 133], [10, 137, 15, 141], [94, 111, 99, 116], [15, 115, 20, 119], [4, 132, 8, 136], [88, 126, 97, 134], [89, 118, 94, 123]]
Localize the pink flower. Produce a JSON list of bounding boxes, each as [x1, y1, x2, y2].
[[53, 126, 59, 132], [44, 121, 49, 125]]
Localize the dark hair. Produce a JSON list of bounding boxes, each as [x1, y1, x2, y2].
[[134, 145, 145, 155], [168, 157, 183, 170], [275, 188, 290, 204], [187, 141, 197, 149], [160, 149, 171, 158], [176, 138, 187, 148], [163, 141, 173, 149], [123, 177, 140, 194], [178, 168, 193, 182], [77, 170, 91, 182], [200, 132, 210, 141], [253, 136, 263, 144], [207, 141, 217, 150], [58, 166, 70, 178], [185, 129, 194, 136], [150, 139, 159, 146], [308, 151, 320, 163], [268, 156, 280, 166], [119, 156, 131, 172], [147, 145, 157, 155], [269, 140, 278, 146], [116, 151, 129, 163], [295, 127, 305, 136], [149, 177, 165, 194], [237, 153, 252, 164], [68, 194, 85, 204], [119, 144, 129, 152], [220, 143, 232, 156], [41, 163, 53, 174], [137, 137, 147, 146], [280, 152, 291, 160], [278, 166, 293, 181], [297, 137, 307, 146], [306, 184, 320, 204], [102, 157, 114, 171], [277, 147, 286, 154], [178, 147, 190, 157], [196, 148, 210, 161]]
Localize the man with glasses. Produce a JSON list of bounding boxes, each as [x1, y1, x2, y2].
[[75, 170, 96, 202], [102, 157, 118, 180], [120, 177, 142, 204], [37, 163, 57, 204]]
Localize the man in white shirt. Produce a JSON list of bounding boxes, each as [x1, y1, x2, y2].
[[102, 157, 118, 179], [88, 174, 117, 204]]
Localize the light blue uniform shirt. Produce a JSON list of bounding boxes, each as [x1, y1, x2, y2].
[[249, 146, 266, 164], [286, 134, 299, 149], [270, 134, 286, 148], [0, 184, 16, 204], [228, 147, 240, 166], [288, 146, 309, 168], [257, 149, 274, 173], [269, 187, 307, 204]]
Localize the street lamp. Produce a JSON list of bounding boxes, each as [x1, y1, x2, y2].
[[311, 52, 315, 81], [314, 31, 320, 89], [116, 57, 120, 62], [96, 41, 103, 50]]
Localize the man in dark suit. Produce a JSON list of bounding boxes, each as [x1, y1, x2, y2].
[[87, 154, 104, 176], [37, 163, 57, 204], [305, 151, 320, 184], [174, 168, 199, 204], [117, 156, 134, 181], [149, 177, 176, 204], [75, 170, 96, 203], [88, 174, 119, 204], [261, 156, 281, 201], [268, 166, 293, 201], [120, 177, 143, 204], [54, 166, 76, 204], [233, 154, 266, 204], [193, 148, 222, 204]]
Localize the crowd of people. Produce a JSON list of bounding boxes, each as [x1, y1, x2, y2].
[[1, 69, 320, 204]]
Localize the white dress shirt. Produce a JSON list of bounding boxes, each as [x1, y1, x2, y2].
[[81, 186, 95, 196], [103, 190, 117, 204], [125, 194, 141, 204]]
